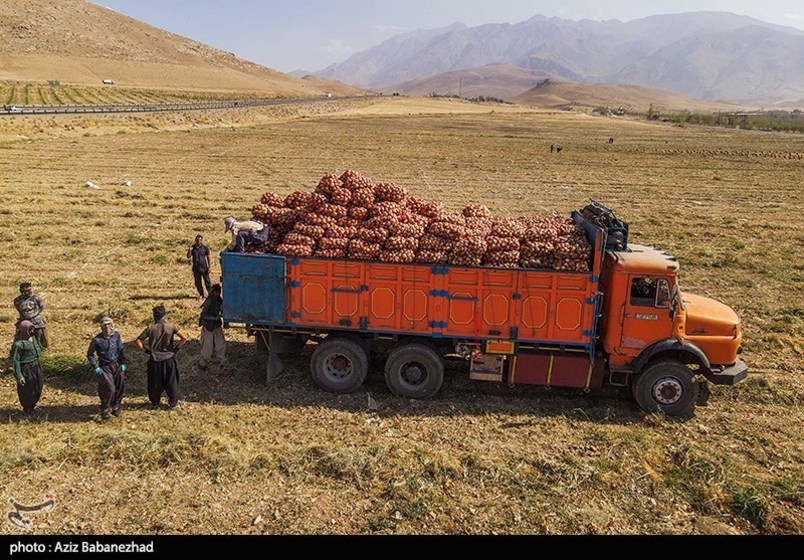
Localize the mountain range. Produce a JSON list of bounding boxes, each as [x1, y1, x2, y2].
[[315, 12, 804, 104]]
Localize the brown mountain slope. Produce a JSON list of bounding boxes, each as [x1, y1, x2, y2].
[[514, 79, 743, 112], [385, 64, 558, 100], [0, 0, 360, 96]]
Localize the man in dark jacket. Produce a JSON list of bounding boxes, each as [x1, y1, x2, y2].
[[187, 235, 212, 300], [136, 306, 188, 410], [198, 284, 226, 369], [10, 321, 44, 414], [87, 317, 127, 420], [14, 282, 48, 349]]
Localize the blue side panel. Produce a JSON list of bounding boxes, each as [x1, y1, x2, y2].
[[221, 253, 287, 325]]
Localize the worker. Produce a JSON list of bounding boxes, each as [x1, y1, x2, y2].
[[136, 305, 188, 410], [13, 282, 48, 349], [198, 284, 226, 370], [10, 321, 44, 415], [187, 234, 212, 300], [87, 317, 127, 420], [224, 216, 273, 253]]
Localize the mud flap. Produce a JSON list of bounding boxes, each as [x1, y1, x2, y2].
[[697, 379, 711, 406], [258, 331, 285, 383]]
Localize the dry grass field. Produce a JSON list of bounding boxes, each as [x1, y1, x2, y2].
[[0, 97, 801, 535]]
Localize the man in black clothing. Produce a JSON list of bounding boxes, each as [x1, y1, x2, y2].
[[87, 317, 127, 420], [187, 235, 212, 300], [136, 306, 188, 410], [198, 284, 226, 369]]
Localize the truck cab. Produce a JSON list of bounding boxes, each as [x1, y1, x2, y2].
[[599, 244, 747, 414]]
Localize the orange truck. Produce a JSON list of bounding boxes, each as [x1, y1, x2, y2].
[[221, 203, 747, 416]]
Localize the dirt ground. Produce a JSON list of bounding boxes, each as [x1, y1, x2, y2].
[[0, 97, 801, 535]]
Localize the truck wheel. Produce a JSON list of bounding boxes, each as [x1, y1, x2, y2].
[[384, 344, 444, 399], [310, 337, 369, 394], [632, 360, 699, 416]]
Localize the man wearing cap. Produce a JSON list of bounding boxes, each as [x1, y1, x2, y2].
[[13, 282, 48, 349], [224, 216, 273, 253], [136, 305, 188, 410], [186, 234, 212, 300], [198, 284, 226, 370], [10, 321, 44, 414], [87, 317, 127, 420]]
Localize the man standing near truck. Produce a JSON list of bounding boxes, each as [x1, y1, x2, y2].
[[87, 317, 127, 420], [187, 235, 212, 300], [198, 284, 226, 370], [14, 282, 48, 349], [224, 216, 273, 253], [136, 305, 188, 410]]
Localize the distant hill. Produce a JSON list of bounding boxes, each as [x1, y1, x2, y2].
[[514, 79, 741, 112], [386, 64, 557, 100], [0, 0, 360, 97], [316, 11, 804, 104]]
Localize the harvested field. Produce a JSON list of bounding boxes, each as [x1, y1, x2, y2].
[[0, 97, 802, 535], [0, 82, 293, 106]]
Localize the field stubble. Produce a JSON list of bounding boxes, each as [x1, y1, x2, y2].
[[0, 98, 801, 534]]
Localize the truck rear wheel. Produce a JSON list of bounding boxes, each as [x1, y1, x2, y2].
[[384, 343, 444, 399], [632, 360, 699, 416], [310, 337, 369, 394]]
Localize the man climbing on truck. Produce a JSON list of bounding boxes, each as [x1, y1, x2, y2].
[[223, 216, 273, 253]]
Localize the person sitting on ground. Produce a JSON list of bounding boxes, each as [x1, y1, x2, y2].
[[10, 321, 44, 415], [224, 216, 273, 253]]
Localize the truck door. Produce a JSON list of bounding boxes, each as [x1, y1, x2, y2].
[[620, 276, 673, 351]]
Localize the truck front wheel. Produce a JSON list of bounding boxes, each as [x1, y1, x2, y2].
[[632, 360, 699, 416], [384, 343, 444, 399], [310, 337, 369, 394]]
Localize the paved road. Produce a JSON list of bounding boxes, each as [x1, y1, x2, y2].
[[1, 96, 353, 115]]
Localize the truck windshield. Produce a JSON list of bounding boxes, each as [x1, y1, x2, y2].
[[630, 277, 673, 309]]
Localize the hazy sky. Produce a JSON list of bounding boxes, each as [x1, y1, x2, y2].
[[96, 1, 804, 72]]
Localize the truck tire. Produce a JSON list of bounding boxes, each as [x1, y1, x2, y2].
[[632, 360, 699, 416], [384, 343, 444, 399], [310, 337, 369, 394]]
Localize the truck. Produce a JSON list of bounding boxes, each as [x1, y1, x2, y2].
[[221, 203, 747, 416]]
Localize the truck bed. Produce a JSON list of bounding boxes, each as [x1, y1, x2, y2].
[[222, 212, 605, 354]]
